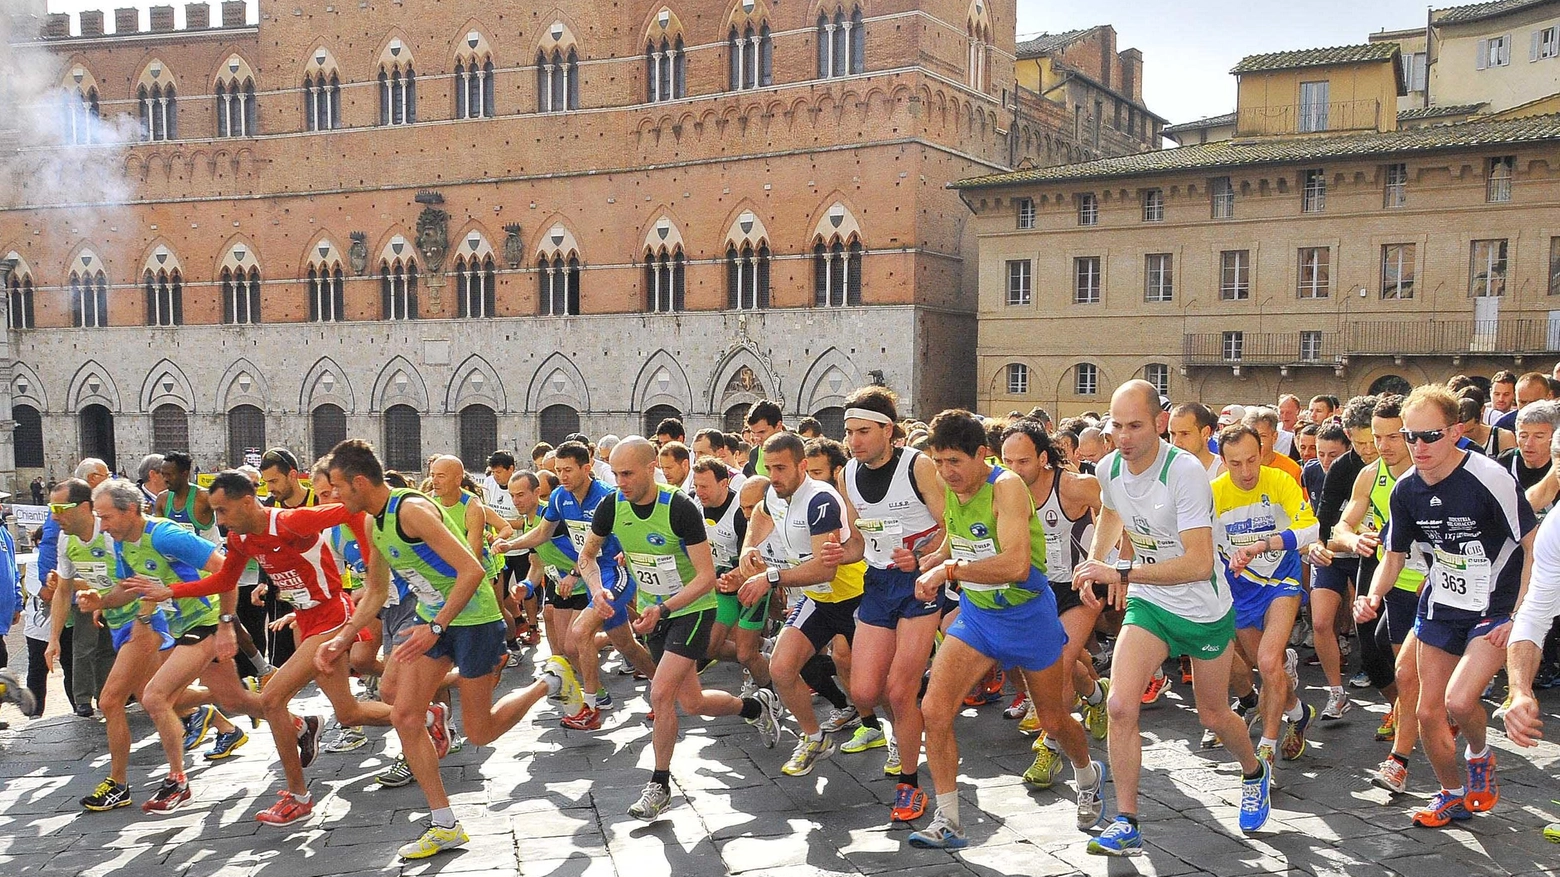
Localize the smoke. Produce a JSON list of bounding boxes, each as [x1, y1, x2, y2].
[[0, 11, 138, 213]]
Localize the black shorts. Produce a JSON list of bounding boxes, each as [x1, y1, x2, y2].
[[649, 608, 717, 662], [503, 554, 531, 578], [175, 624, 219, 647], [786, 595, 861, 652], [545, 578, 590, 611], [1312, 558, 1360, 596], [1384, 587, 1419, 646], [1051, 579, 1106, 616]]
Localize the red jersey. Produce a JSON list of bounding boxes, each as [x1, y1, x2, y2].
[[172, 504, 371, 610]]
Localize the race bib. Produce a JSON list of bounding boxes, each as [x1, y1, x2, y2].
[[399, 567, 445, 608], [1229, 533, 1282, 581], [76, 561, 113, 594], [626, 552, 684, 597], [855, 518, 903, 568], [1428, 548, 1491, 613], [1126, 529, 1174, 564], [948, 536, 1003, 592], [565, 520, 591, 553]]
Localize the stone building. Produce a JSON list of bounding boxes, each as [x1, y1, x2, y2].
[[0, 0, 1159, 481]]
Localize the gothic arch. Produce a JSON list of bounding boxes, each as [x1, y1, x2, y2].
[[810, 196, 864, 245], [215, 357, 270, 411], [631, 350, 695, 414], [214, 234, 262, 276], [139, 358, 196, 413], [798, 348, 864, 412], [535, 217, 582, 260], [446, 353, 508, 413], [302, 43, 341, 78], [374, 30, 417, 72], [299, 232, 346, 273], [450, 20, 497, 60], [642, 6, 688, 44], [371, 355, 429, 413], [67, 361, 121, 411], [526, 351, 590, 413], [299, 356, 356, 413], [536, 13, 582, 53], [721, 202, 770, 249], [641, 211, 687, 257], [209, 48, 258, 86], [135, 56, 180, 91], [709, 345, 778, 413], [10, 361, 47, 413]]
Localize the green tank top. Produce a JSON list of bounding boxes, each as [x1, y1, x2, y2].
[[614, 485, 714, 617], [64, 526, 143, 629], [117, 519, 218, 635], [373, 488, 502, 626], [444, 491, 505, 579], [530, 507, 576, 576], [943, 466, 1047, 611], [1368, 458, 1427, 593]]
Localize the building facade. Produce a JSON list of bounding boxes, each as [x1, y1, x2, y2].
[[0, 0, 1158, 481], [959, 40, 1560, 416]]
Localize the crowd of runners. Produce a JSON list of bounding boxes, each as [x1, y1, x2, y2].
[[1, 370, 1558, 860]]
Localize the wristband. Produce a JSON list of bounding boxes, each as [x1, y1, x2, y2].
[[519, 578, 535, 598]]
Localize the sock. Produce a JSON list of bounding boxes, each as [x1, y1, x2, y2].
[[1044, 735, 1060, 753], [739, 697, 762, 720], [899, 770, 919, 788], [294, 791, 312, 804], [1074, 760, 1099, 788], [1446, 785, 1466, 797], [800, 654, 849, 710], [169, 772, 186, 785], [808, 730, 824, 743], [1465, 744, 1489, 761], [1259, 736, 1278, 750], [1086, 681, 1105, 706], [1283, 700, 1304, 722], [935, 791, 959, 826], [1243, 764, 1265, 780], [651, 769, 671, 788], [431, 806, 456, 828], [1390, 752, 1409, 766], [1237, 691, 1259, 711], [583, 691, 598, 710], [861, 713, 882, 730], [1121, 813, 1139, 827]]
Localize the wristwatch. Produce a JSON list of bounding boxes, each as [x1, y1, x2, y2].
[[218, 613, 237, 624], [428, 621, 446, 637], [765, 567, 781, 586], [1114, 560, 1133, 585]]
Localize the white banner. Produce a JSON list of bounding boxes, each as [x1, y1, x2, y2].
[[13, 504, 49, 529]]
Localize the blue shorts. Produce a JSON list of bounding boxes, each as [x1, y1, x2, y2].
[[1232, 582, 1302, 631], [1311, 558, 1359, 596], [1414, 612, 1510, 658], [1384, 587, 1419, 645], [945, 587, 1065, 672], [422, 619, 508, 678], [591, 578, 637, 632], [857, 565, 941, 629], [111, 612, 175, 653]]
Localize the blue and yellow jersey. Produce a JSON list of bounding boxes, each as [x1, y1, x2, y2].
[[1210, 466, 1318, 591]]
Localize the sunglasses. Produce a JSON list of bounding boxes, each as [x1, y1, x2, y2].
[[47, 501, 83, 514], [1399, 427, 1448, 445]]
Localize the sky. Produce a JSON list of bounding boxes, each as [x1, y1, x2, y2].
[[36, 0, 1441, 123]]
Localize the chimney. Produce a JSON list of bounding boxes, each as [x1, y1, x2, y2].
[[149, 5, 174, 32], [80, 9, 105, 35], [1099, 27, 1115, 89], [1120, 48, 1143, 103], [43, 11, 70, 37], [114, 7, 139, 33], [185, 2, 209, 28], [220, 0, 245, 27]]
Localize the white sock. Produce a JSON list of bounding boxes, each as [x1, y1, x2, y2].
[[809, 730, 824, 742], [1044, 735, 1060, 753], [935, 791, 960, 826], [583, 691, 599, 709], [1259, 736, 1278, 750], [1086, 681, 1105, 706], [1329, 685, 1344, 697], [1074, 761, 1099, 788], [431, 806, 456, 828], [1465, 743, 1488, 761], [293, 791, 312, 804], [1283, 700, 1303, 722], [1446, 785, 1466, 797]]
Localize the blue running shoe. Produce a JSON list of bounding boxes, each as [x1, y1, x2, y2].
[[183, 705, 216, 752], [1087, 816, 1143, 857], [907, 810, 967, 849], [1238, 759, 1273, 833], [595, 689, 614, 711]]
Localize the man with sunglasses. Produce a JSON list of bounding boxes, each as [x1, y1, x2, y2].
[[1354, 385, 1536, 829]]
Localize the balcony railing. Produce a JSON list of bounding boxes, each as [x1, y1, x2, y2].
[[1183, 319, 1560, 367], [1234, 99, 1382, 137]]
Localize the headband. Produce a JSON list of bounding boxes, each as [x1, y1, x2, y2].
[[844, 407, 893, 425]]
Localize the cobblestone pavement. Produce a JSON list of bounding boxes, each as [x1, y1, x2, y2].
[[2, 629, 1558, 877]]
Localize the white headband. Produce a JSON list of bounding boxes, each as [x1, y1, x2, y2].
[[844, 407, 893, 425]]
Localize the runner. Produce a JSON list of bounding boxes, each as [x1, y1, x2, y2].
[[1354, 385, 1535, 828], [1241, 408, 1303, 487], [692, 456, 772, 692], [326, 440, 583, 858], [1073, 380, 1272, 856], [906, 410, 1102, 850], [744, 401, 787, 477], [485, 452, 540, 649], [575, 436, 782, 820], [658, 441, 694, 496], [1305, 421, 1357, 718], [836, 387, 945, 822], [156, 452, 220, 543], [1503, 454, 1560, 840]]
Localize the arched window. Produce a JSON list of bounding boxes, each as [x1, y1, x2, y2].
[[458, 403, 498, 471], [215, 58, 257, 137], [379, 52, 416, 126], [813, 406, 845, 440], [456, 254, 495, 318], [729, 22, 773, 90], [381, 258, 419, 320], [454, 55, 495, 119], [144, 268, 183, 326], [71, 268, 109, 328], [227, 404, 266, 469], [966, 2, 991, 91], [814, 237, 863, 306], [538, 254, 580, 316], [538, 404, 580, 446], [222, 266, 261, 324], [818, 6, 866, 78], [646, 247, 686, 313], [13, 404, 43, 468], [62, 75, 100, 145], [726, 243, 770, 309], [311, 403, 347, 461], [1369, 374, 1412, 397], [152, 403, 189, 453], [644, 404, 681, 437], [537, 48, 580, 112], [137, 63, 178, 142], [303, 51, 342, 131], [383, 404, 423, 472], [8, 270, 35, 329], [647, 36, 686, 101], [308, 262, 346, 322], [79, 404, 116, 471]]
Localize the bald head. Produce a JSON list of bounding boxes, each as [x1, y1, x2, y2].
[[1112, 380, 1160, 420], [609, 436, 657, 469], [609, 436, 660, 503], [1109, 379, 1169, 464], [428, 455, 466, 500]]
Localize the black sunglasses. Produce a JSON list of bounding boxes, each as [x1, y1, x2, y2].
[[1399, 427, 1448, 445]]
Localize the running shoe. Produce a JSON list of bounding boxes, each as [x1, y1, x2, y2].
[[1141, 669, 1171, 705], [296, 715, 323, 768], [907, 810, 967, 849], [1180, 655, 1193, 684], [841, 724, 886, 753], [1284, 648, 1301, 698], [377, 756, 414, 788], [1016, 703, 1042, 736], [1492, 692, 1514, 721], [1076, 760, 1106, 831], [542, 656, 583, 713], [1374, 707, 1397, 742], [399, 821, 469, 859], [890, 783, 927, 822], [256, 790, 313, 826], [594, 688, 614, 711], [1087, 816, 1143, 857], [560, 704, 602, 731], [1543, 822, 1559, 843], [1201, 727, 1223, 749], [963, 668, 1005, 706], [183, 705, 216, 752], [629, 781, 672, 821], [1238, 759, 1273, 833], [1411, 789, 1472, 828], [324, 725, 367, 753], [0, 669, 37, 716], [1371, 756, 1408, 794], [782, 734, 836, 777], [81, 778, 131, 811], [883, 738, 901, 776], [205, 727, 249, 760], [1464, 750, 1499, 812], [1349, 670, 1371, 689], [1082, 679, 1110, 740], [1321, 689, 1353, 721], [820, 705, 861, 733], [1003, 691, 1029, 719], [1022, 742, 1063, 789], [1256, 742, 1278, 790], [747, 688, 783, 749], [141, 778, 190, 814], [1281, 702, 1315, 761]]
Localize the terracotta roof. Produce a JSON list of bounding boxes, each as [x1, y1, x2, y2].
[[1015, 29, 1092, 59], [1162, 112, 1236, 136], [1434, 0, 1552, 25], [1398, 103, 1487, 120], [1231, 43, 1399, 74], [951, 113, 1560, 189]]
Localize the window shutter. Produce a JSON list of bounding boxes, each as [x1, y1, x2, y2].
[[1477, 39, 1488, 69], [1532, 30, 1542, 62], [1500, 35, 1511, 65]]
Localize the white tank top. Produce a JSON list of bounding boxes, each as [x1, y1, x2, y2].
[[845, 448, 942, 569], [705, 493, 744, 572], [1034, 471, 1094, 583]]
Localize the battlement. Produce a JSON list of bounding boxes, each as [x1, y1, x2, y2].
[[37, 0, 247, 40]]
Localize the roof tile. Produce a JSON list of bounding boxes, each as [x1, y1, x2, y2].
[[1434, 0, 1552, 25], [1230, 42, 1399, 74]]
